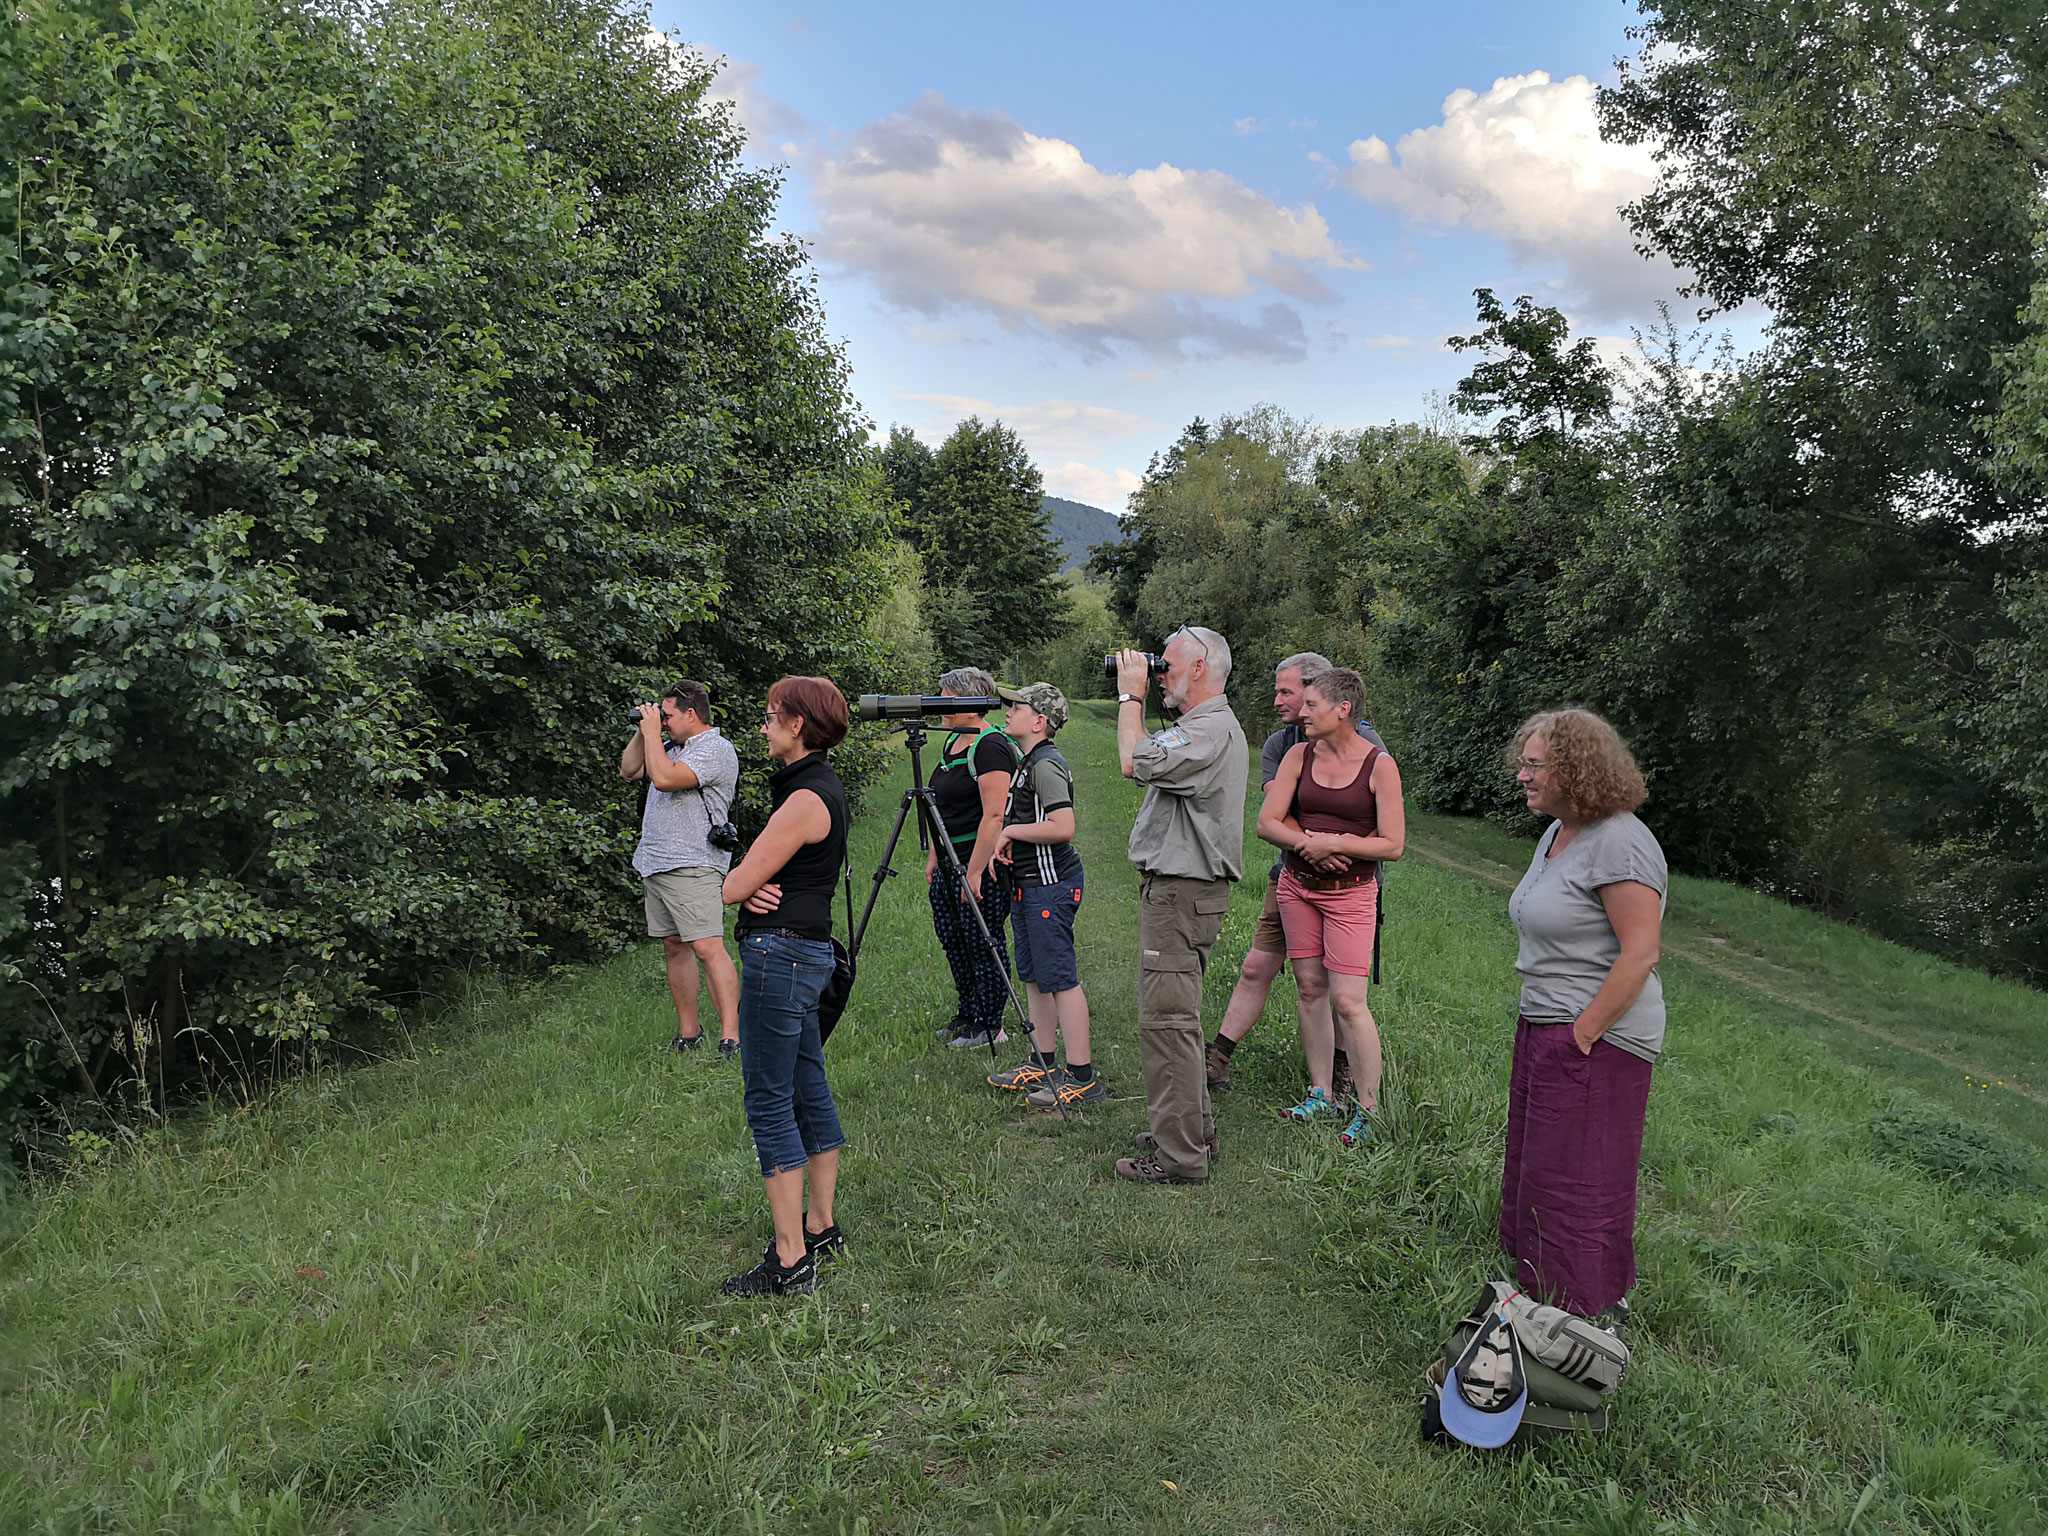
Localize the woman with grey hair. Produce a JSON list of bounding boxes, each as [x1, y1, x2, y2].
[[925, 666, 1020, 1049]]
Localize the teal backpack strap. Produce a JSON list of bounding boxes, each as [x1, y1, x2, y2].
[[945, 725, 1016, 841]]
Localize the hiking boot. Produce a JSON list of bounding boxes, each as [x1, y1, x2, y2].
[[1134, 1129, 1221, 1165], [720, 1241, 816, 1297], [718, 1037, 740, 1062], [670, 1031, 704, 1054], [1205, 1041, 1233, 1091], [988, 1057, 1057, 1092], [946, 1024, 1007, 1050], [804, 1222, 846, 1266], [1113, 1154, 1207, 1187], [1281, 1086, 1333, 1123], [1027, 1072, 1108, 1111]]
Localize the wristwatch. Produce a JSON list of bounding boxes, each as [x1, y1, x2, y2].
[[1118, 693, 1142, 705]]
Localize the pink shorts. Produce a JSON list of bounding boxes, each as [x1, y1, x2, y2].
[[1276, 868, 1379, 978]]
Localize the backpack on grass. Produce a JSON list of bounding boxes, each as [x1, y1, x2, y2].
[[1422, 1281, 1629, 1447]]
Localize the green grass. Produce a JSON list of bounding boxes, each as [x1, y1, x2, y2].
[[4, 702, 2047, 1534]]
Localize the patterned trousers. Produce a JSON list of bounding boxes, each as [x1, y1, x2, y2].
[[928, 857, 1012, 1032]]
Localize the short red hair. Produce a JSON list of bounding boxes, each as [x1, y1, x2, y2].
[[767, 676, 850, 751]]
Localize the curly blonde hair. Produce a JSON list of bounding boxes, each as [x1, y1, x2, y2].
[[1508, 709, 1647, 822]]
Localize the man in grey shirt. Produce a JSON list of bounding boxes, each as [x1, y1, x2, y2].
[[1112, 626, 1248, 1185], [1206, 653, 1388, 1099], [621, 680, 742, 1056]]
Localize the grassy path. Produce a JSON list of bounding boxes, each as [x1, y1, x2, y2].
[[4, 704, 2046, 1534], [1407, 833, 2048, 1115]]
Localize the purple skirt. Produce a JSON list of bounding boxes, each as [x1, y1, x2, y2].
[[1499, 1016, 1654, 1316]]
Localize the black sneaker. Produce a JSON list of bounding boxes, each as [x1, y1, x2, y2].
[[933, 1013, 971, 1040], [670, 1032, 704, 1054], [1026, 1072, 1109, 1111], [721, 1241, 817, 1297], [805, 1222, 847, 1265], [988, 1057, 1056, 1091], [718, 1037, 740, 1062], [945, 1024, 1007, 1050]]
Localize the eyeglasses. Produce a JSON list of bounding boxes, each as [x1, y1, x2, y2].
[[1516, 757, 1549, 772], [760, 709, 782, 726], [1168, 624, 1211, 668]]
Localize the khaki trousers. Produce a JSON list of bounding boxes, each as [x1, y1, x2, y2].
[[1137, 872, 1233, 1179]]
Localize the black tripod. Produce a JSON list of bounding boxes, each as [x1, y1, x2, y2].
[[851, 721, 1069, 1121]]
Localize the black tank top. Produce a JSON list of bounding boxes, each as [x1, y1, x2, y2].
[[737, 752, 849, 940]]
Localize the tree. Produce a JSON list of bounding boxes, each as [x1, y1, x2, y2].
[[1600, 0, 2047, 526], [889, 418, 1068, 669], [0, 0, 895, 1135], [1593, 0, 2048, 970]]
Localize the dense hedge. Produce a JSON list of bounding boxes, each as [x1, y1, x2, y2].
[[0, 0, 896, 1137]]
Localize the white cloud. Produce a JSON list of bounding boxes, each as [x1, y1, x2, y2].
[[892, 393, 1152, 513], [706, 59, 808, 151], [896, 393, 1154, 463], [1233, 116, 1270, 136], [1043, 463, 1143, 512], [1336, 72, 1679, 321], [809, 93, 1363, 362], [642, 34, 807, 157]]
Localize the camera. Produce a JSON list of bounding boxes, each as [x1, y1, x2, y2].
[[627, 705, 651, 723], [855, 694, 1002, 721], [1101, 652, 1167, 680], [707, 820, 743, 853]]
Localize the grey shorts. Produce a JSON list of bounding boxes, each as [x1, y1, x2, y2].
[[644, 866, 725, 942]]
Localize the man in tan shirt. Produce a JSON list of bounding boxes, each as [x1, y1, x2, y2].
[[1112, 626, 1248, 1184]]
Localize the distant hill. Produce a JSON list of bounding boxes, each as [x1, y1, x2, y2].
[[1043, 496, 1125, 573]]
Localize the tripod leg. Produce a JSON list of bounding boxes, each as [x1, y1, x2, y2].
[[916, 788, 1071, 1123], [852, 787, 919, 959]]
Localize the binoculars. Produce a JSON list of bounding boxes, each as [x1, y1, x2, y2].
[[1101, 652, 1168, 680]]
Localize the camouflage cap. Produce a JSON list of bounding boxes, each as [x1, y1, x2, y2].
[[997, 681, 1068, 731]]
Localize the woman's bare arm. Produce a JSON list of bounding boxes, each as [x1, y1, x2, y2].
[[723, 788, 829, 912], [1571, 881, 1663, 1053]]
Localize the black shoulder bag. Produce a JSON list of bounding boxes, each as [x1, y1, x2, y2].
[[817, 857, 857, 1044]]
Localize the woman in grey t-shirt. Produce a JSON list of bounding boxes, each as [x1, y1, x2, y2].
[[1501, 709, 1666, 1329]]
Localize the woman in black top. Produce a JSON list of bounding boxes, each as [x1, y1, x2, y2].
[[924, 665, 1019, 1049], [719, 676, 852, 1297]]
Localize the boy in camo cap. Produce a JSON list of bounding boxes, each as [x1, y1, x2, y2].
[[985, 683, 1100, 1109]]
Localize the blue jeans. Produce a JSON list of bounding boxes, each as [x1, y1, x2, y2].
[[737, 931, 845, 1177]]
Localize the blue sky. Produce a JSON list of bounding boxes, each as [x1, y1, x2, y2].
[[651, 0, 1738, 510]]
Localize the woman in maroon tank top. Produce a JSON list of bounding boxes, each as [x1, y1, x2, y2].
[[1257, 667, 1406, 1147]]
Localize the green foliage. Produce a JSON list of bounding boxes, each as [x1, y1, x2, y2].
[[1091, 407, 1415, 729], [1600, 0, 2047, 519], [1005, 572, 1129, 703], [885, 418, 1069, 673], [0, 0, 895, 1135], [1869, 1111, 2043, 1195]]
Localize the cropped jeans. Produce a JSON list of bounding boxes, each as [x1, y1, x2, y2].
[[736, 930, 845, 1177]]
